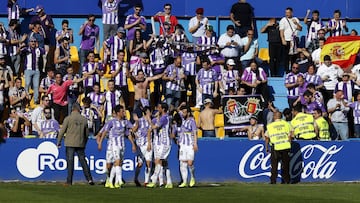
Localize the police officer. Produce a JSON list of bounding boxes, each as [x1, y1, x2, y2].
[[265, 111, 292, 184], [313, 108, 330, 141], [291, 104, 316, 140]]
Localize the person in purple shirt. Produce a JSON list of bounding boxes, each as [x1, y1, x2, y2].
[[240, 60, 269, 101], [348, 93, 360, 138], [303, 90, 326, 115], [82, 51, 104, 95], [87, 82, 104, 136], [285, 62, 302, 108], [101, 0, 122, 42], [293, 75, 308, 106], [20, 37, 45, 104], [39, 106, 60, 139], [79, 14, 100, 74], [124, 4, 146, 41], [195, 58, 218, 105]]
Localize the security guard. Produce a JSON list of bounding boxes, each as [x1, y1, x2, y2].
[[313, 108, 330, 141], [291, 104, 316, 140], [265, 111, 292, 184]]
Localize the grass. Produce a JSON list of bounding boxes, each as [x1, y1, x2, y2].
[[1, 182, 360, 203]]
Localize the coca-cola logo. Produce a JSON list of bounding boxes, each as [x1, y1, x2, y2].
[[238, 144, 343, 180]]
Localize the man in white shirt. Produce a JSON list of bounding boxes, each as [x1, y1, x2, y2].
[[311, 37, 325, 68], [218, 25, 242, 66], [316, 55, 344, 104], [188, 8, 208, 43], [279, 7, 302, 72]]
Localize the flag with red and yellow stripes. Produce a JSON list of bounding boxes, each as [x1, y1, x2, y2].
[[320, 36, 360, 68]]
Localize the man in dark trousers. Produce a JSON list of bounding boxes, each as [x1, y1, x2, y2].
[[265, 111, 293, 184], [57, 103, 94, 186]]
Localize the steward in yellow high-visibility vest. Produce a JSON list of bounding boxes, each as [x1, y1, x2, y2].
[[313, 108, 330, 141], [291, 104, 316, 140], [265, 111, 293, 184]]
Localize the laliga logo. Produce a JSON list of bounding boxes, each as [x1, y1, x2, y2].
[[16, 142, 110, 178], [238, 144, 343, 180]]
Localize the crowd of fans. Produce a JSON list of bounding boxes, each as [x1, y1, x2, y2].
[[1, 0, 360, 141]]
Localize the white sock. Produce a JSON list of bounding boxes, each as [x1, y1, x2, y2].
[[180, 162, 188, 183], [166, 168, 172, 185], [189, 165, 195, 179], [145, 167, 150, 183], [159, 166, 164, 185], [109, 166, 116, 184], [151, 165, 161, 184], [115, 166, 122, 184]]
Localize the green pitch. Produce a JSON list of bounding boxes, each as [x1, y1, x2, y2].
[[1, 182, 360, 202]]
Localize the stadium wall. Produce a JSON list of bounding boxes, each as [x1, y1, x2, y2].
[[1, 16, 360, 52], [0, 0, 357, 18], [2, 139, 359, 183]]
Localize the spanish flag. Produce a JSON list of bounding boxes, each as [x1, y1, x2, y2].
[[320, 36, 360, 68]]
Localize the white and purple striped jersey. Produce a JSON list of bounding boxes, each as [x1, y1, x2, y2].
[[104, 35, 125, 62], [222, 69, 239, 91], [196, 68, 218, 95], [328, 19, 346, 37], [81, 106, 97, 128], [21, 47, 45, 70], [40, 76, 55, 91], [7, 2, 20, 21], [172, 33, 187, 52], [306, 20, 324, 42], [101, 0, 121, 25], [175, 117, 197, 146], [103, 118, 133, 148], [63, 74, 80, 96], [87, 91, 104, 108], [334, 81, 355, 101], [153, 114, 171, 146], [149, 48, 166, 75], [110, 61, 128, 87], [131, 62, 153, 77], [55, 30, 72, 46], [285, 72, 301, 99], [7, 28, 19, 56], [135, 116, 151, 146], [349, 101, 360, 124], [40, 119, 60, 139], [0, 32, 7, 56], [197, 36, 217, 53], [303, 73, 323, 87], [87, 91, 104, 118], [104, 90, 122, 118], [182, 52, 197, 76], [83, 62, 104, 87], [241, 67, 267, 84], [164, 64, 184, 91]]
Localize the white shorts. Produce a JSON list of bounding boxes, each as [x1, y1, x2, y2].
[[153, 144, 171, 160], [106, 143, 124, 163], [179, 145, 195, 161], [137, 145, 153, 163]]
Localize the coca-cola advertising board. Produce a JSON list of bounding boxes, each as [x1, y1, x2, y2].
[[222, 95, 265, 129], [0, 139, 358, 182]]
